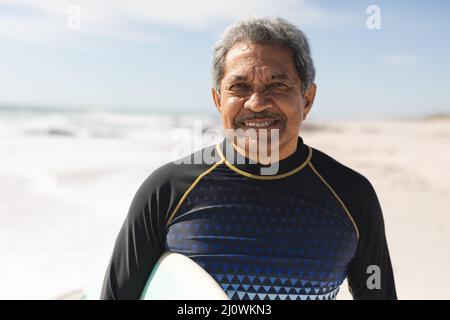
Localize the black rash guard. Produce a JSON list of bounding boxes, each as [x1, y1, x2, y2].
[[101, 136, 397, 300]]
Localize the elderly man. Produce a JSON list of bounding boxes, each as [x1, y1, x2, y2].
[[101, 17, 396, 300]]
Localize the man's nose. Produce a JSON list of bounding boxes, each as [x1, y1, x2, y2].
[[243, 91, 272, 112]]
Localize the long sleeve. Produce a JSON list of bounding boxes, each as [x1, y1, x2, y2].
[[346, 179, 397, 299], [100, 167, 171, 300]]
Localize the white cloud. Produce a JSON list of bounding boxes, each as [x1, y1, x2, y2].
[[383, 54, 417, 66], [0, 1, 163, 45], [0, 0, 357, 44]]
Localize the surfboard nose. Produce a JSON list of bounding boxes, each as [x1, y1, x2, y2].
[[141, 252, 229, 300]]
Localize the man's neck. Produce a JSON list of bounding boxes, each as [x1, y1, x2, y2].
[[231, 137, 298, 165]]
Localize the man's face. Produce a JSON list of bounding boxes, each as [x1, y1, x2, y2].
[[212, 41, 316, 156]]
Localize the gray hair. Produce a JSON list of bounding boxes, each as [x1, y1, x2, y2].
[[212, 16, 315, 95]]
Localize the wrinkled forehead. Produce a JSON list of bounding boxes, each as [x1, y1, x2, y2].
[[223, 42, 299, 83]]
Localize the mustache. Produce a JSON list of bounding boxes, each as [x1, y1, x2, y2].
[[236, 112, 281, 122]]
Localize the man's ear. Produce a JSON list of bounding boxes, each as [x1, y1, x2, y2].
[[211, 88, 221, 113], [303, 83, 317, 119]]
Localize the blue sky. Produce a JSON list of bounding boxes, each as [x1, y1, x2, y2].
[[0, 0, 449, 119]]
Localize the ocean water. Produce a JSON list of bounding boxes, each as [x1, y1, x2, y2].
[[0, 106, 220, 140]]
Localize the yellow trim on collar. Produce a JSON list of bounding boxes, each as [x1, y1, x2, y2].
[[215, 142, 312, 180]]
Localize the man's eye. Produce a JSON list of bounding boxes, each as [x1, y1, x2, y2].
[[230, 83, 247, 90], [272, 82, 288, 88]]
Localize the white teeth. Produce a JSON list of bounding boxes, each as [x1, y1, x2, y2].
[[244, 121, 275, 127]]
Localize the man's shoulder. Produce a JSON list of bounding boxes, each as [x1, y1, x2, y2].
[[308, 146, 381, 232], [139, 143, 220, 192], [309, 146, 375, 195], [127, 143, 220, 218]]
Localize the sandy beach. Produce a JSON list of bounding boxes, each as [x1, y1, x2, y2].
[[0, 110, 449, 299]]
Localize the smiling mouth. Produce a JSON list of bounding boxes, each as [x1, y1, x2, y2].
[[238, 119, 280, 129]]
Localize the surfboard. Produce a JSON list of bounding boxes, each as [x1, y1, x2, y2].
[[140, 252, 229, 300]]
